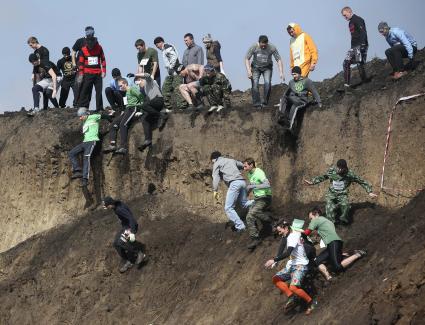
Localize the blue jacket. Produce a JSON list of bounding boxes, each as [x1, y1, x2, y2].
[[385, 27, 417, 59], [109, 77, 132, 91]]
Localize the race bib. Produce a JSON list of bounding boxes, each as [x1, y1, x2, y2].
[[293, 49, 301, 60], [319, 239, 326, 248], [139, 58, 150, 66], [332, 180, 345, 191], [87, 56, 99, 66], [123, 97, 128, 105]]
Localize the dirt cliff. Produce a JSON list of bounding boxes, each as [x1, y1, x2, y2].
[[0, 50, 424, 324]]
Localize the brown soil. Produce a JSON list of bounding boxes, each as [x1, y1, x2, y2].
[[0, 50, 424, 324]]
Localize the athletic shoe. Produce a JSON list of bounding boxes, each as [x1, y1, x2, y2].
[[115, 147, 128, 155], [354, 249, 367, 257], [305, 299, 317, 315], [208, 106, 218, 113], [135, 251, 146, 265], [71, 171, 83, 179], [392, 71, 407, 80], [247, 238, 261, 250], [138, 141, 152, 152], [216, 105, 224, 112], [284, 296, 296, 313], [344, 83, 351, 88], [231, 225, 245, 233], [119, 260, 134, 273], [103, 144, 117, 153], [80, 178, 88, 187]]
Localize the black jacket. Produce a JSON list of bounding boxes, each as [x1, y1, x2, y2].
[[349, 14, 368, 47], [114, 201, 138, 233]]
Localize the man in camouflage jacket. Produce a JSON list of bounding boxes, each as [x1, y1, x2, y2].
[[199, 64, 231, 112]]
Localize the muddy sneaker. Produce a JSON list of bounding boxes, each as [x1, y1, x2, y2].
[[80, 178, 88, 187], [305, 299, 317, 315], [158, 114, 168, 132], [208, 106, 218, 113], [135, 251, 146, 265], [230, 225, 245, 233], [284, 296, 297, 313], [354, 249, 367, 257], [115, 147, 128, 155], [119, 260, 134, 273], [247, 238, 261, 250], [103, 144, 117, 153], [71, 171, 83, 179], [138, 141, 152, 152], [216, 105, 224, 113]]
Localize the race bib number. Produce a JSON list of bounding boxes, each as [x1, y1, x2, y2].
[[88, 56, 99, 66], [332, 180, 345, 191], [293, 49, 301, 60], [123, 96, 128, 105], [139, 58, 150, 66]]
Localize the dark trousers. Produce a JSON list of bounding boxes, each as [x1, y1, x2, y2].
[[109, 107, 137, 147], [343, 46, 368, 85], [32, 84, 59, 108], [385, 44, 417, 73], [246, 196, 272, 239], [141, 97, 164, 142], [113, 227, 140, 262], [78, 74, 103, 111], [315, 240, 344, 273], [105, 87, 126, 109], [59, 77, 77, 108], [68, 141, 97, 180], [286, 94, 308, 129], [73, 74, 86, 106], [251, 68, 272, 106]]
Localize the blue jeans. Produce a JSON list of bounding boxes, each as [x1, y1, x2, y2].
[[69, 141, 97, 180], [224, 179, 248, 230], [251, 68, 273, 106]]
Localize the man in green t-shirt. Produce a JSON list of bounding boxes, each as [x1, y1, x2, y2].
[[304, 207, 366, 280], [135, 39, 161, 87], [69, 107, 111, 187], [304, 159, 377, 224], [104, 77, 145, 155], [243, 158, 273, 250]]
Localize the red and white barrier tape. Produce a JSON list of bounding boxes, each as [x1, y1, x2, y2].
[[380, 93, 425, 195]]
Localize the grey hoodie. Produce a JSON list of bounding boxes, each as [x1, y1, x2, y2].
[[212, 157, 245, 191]]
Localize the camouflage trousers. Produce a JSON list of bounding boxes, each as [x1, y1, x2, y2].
[[246, 196, 273, 238], [202, 84, 229, 106], [325, 191, 350, 223], [162, 75, 187, 110]]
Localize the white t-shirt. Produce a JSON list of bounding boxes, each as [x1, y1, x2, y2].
[[287, 232, 309, 266]]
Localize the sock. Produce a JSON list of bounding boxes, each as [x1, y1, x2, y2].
[[272, 276, 293, 297]]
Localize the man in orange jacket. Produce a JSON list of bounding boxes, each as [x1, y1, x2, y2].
[[287, 23, 318, 77]]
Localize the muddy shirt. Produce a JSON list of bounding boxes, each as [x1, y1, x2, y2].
[[247, 167, 272, 198], [308, 216, 341, 245], [82, 114, 101, 142], [311, 167, 372, 195]]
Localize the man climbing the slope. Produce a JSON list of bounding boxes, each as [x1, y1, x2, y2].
[[211, 151, 248, 232], [286, 23, 318, 77], [103, 196, 146, 273], [304, 207, 367, 280], [243, 158, 273, 250], [341, 6, 369, 87], [304, 159, 377, 224], [69, 107, 112, 187], [378, 22, 418, 80], [278, 66, 321, 131], [264, 219, 316, 315]]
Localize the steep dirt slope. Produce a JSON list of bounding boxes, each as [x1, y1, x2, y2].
[[0, 50, 424, 253], [0, 191, 424, 325]]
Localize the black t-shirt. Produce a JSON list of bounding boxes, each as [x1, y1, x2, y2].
[[72, 37, 87, 62], [36, 61, 62, 78], [349, 14, 368, 47], [33, 46, 50, 74], [57, 57, 76, 79]]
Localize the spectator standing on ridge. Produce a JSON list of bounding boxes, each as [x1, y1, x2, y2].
[[304, 207, 367, 280], [200, 65, 232, 113], [154, 36, 187, 111], [72, 26, 96, 105], [265, 219, 316, 315], [28, 36, 50, 109], [287, 23, 318, 77], [278, 66, 321, 131], [103, 77, 144, 155], [57, 47, 77, 108], [182, 33, 204, 66], [245, 35, 284, 108], [69, 108, 111, 187], [211, 151, 249, 232], [243, 158, 273, 250], [378, 22, 418, 80], [103, 196, 146, 273], [304, 159, 377, 224], [27, 54, 62, 116], [135, 39, 161, 87], [341, 6, 368, 87], [202, 34, 225, 74], [77, 36, 106, 112], [105, 68, 130, 110]]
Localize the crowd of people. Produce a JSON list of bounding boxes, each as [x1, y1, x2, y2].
[[24, 5, 420, 316]]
